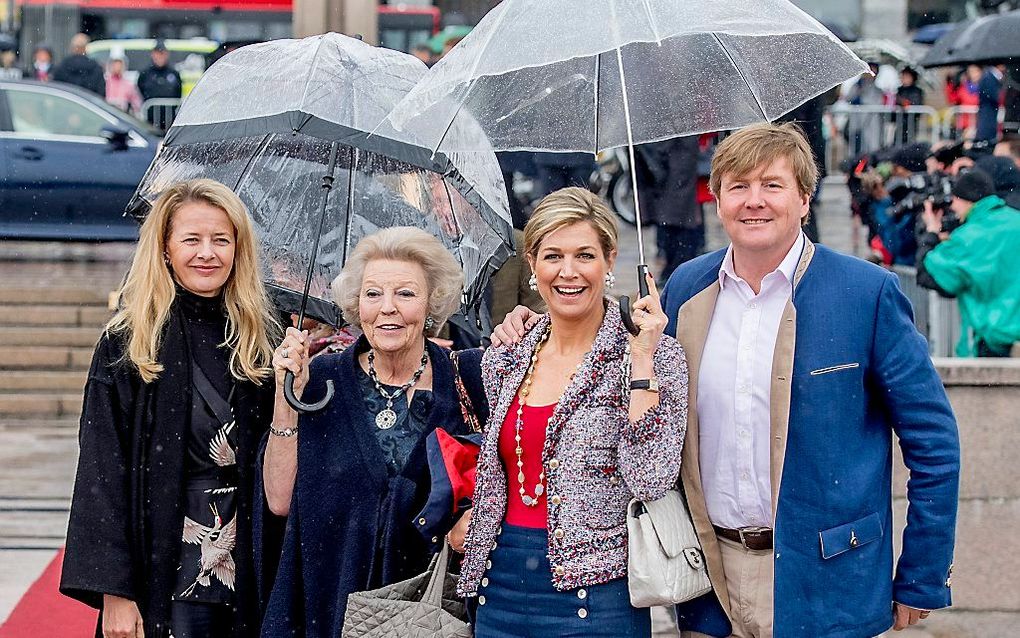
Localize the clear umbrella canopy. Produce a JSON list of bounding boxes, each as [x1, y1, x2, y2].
[[385, 0, 870, 154], [128, 33, 512, 322]]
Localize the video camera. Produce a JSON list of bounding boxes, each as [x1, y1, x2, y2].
[[885, 172, 959, 232]]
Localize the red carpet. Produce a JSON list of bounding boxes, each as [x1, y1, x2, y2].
[[0, 549, 98, 637]]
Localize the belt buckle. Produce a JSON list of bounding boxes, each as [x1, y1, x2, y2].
[[737, 526, 770, 548]]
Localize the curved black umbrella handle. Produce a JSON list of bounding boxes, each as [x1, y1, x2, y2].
[[619, 264, 651, 337], [284, 370, 334, 413]]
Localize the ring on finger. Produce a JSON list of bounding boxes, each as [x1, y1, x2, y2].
[[281, 347, 289, 358]]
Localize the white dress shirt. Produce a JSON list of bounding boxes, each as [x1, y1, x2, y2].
[[698, 233, 805, 530]]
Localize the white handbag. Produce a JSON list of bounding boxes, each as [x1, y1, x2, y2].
[[626, 489, 713, 607]]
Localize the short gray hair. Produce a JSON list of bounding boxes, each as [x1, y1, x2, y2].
[[332, 227, 463, 336]]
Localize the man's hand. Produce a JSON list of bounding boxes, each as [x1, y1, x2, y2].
[[447, 508, 472, 553], [103, 594, 144, 638], [490, 305, 540, 347], [921, 200, 943, 234], [892, 602, 931, 630]]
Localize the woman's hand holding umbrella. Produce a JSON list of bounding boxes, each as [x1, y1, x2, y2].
[[274, 327, 311, 407]]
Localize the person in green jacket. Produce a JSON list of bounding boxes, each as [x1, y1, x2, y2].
[[918, 168, 1020, 357]]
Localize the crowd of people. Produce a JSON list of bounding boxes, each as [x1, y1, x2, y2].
[[56, 122, 962, 638], [844, 109, 1020, 357], [0, 32, 182, 123]]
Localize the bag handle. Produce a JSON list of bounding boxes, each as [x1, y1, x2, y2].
[[421, 543, 452, 607], [450, 351, 482, 433]]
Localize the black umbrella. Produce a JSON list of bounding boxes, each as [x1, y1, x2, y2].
[[127, 34, 513, 412], [921, 11, 1020, 67]]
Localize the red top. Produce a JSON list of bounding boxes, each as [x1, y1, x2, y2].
[[499, 395, 554, 528]]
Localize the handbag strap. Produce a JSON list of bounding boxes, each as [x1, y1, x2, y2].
[[422, 543, 452, 607], [449, 351, 482, 433]]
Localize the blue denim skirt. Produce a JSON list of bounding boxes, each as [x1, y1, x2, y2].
[[473, 524, 651, 638]]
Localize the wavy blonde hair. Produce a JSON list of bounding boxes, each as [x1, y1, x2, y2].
[[332, 227, 463, 337], [107, 179, 280, 384], [524, 187, 619, 258]]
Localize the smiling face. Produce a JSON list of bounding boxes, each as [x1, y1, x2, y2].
[[165, 201, 236, 297], [359, 259, 430, 355], [716, 156, 809, 263], [527, 221, 616, 324]]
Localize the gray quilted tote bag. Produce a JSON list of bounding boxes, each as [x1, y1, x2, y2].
[[342, 544, 472, 637]]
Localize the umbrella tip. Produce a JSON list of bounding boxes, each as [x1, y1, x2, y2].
[[354, 33, 364, 41]]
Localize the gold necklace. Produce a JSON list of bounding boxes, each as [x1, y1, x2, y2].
[[514, 325, 551, 507]]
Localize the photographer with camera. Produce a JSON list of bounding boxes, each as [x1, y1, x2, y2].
[[870, 144, 949, 266], [917, 168, 1020, 357]]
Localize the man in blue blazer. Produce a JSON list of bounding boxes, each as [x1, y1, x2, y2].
[[661, 123, 960, 638]]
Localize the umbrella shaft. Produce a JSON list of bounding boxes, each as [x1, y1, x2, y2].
[[297, 142, 340, 327], [615, 46, 646, 265]]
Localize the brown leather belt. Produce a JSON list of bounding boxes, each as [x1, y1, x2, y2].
[[713, 525, 774, 551]]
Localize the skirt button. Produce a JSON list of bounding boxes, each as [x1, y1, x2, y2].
[[577, 608, 588, 619], [478, 595, 486, 606], [481, 577, 489, 587], [577, 588, 587, 600], [486, 560, 492, 570]]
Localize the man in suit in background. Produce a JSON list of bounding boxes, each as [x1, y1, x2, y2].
[[661, 123, 960, 638]]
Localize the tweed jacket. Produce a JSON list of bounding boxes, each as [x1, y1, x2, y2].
[[458, 301, 688, 595]]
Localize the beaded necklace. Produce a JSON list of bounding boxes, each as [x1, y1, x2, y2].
[[514, 325, 551, 506], [367, 347, 429, 430]]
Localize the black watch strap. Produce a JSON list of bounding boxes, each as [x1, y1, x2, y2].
[[630, 378, 659, 392]]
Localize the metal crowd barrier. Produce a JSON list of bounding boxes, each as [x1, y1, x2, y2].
[[141, 98, 183, 132], [891, 265, 961, 358], [825, 104, 939, 175]]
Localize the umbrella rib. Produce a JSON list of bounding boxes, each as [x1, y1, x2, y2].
[[297, 36, 328, 116], [593, 52, 601, 154], [711, 33, 768, 121], [429, 0, 513, 156], [638, 0, 662, 44]]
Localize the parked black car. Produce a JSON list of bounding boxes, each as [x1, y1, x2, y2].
[[0, 79, 160, 240]]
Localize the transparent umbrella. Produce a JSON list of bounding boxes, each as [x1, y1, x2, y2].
[[127, 33, 513, 411], [385, 0, 868, 331]]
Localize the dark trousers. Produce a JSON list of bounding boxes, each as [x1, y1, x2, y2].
[[474, 524, 651, 638], [171, 600, 232, 638], [656, 224, 705, 285]]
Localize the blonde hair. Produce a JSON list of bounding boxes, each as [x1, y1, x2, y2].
[[107, 179, 279, 384], [333, 227, 463, 336], [710, 122, 819, 200], [524, 187, 618, 259]]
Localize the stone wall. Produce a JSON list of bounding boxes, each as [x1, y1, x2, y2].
[[892, 359, 1020, 638]]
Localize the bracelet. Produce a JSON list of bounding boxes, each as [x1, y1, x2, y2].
[[269, 423, 299, 437]]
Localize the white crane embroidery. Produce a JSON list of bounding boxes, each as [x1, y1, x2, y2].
[[208, 420, 236, 467], [180, 503, 237, 596]]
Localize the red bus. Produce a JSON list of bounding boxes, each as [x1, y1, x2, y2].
[[16, 0, 439, 55]]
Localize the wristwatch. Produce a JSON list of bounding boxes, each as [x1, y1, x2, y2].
[[630, 378, 659, 393]]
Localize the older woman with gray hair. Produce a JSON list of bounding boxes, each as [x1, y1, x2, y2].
[[259, 226, 487, 638]]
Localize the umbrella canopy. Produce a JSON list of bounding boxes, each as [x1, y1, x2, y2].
[[913, 22, 956, 46], [128, 33, 513, 323], [921, 11, 1020, 67], [385, 0, 869, 155]]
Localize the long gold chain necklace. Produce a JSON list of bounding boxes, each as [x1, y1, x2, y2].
[[514, 325, 552, 507]]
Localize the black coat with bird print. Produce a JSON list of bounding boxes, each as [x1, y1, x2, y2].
[[60, 292, 276, 638]]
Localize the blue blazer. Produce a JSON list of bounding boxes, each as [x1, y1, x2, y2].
[[660, 242, 960, 638]]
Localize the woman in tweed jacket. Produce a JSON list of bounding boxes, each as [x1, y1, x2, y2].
[[451, 187, 688, 637]]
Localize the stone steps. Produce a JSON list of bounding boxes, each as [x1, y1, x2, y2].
[[0, 371, 89, 393], [0, 394, 83, 418], [0, 305, 111, 328], [0, 346, 95, 371], [0, 500, 69, 550], [0, 327, 102, 348]]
